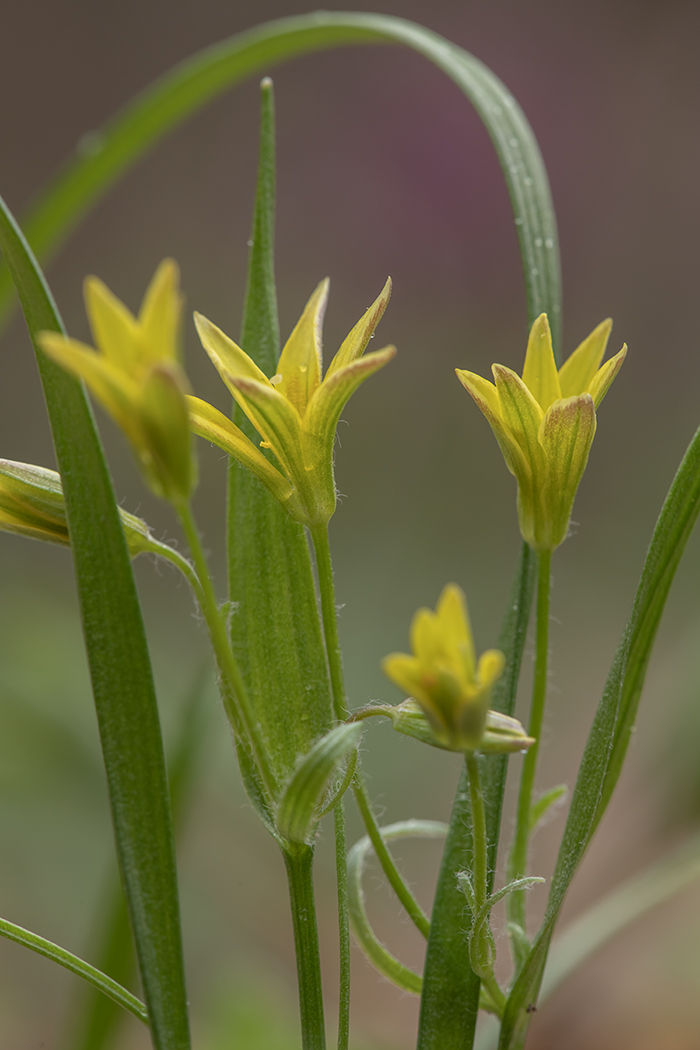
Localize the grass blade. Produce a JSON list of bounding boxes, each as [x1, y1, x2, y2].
[[0, 195, 190, 1050], [0, 12, 560, 352]]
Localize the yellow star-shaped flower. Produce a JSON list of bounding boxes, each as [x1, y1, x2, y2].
[[188, 278, 395, 527], [39, 260, 196, 503], [456, 314, 626, 551], [382, 584, 504, 752]]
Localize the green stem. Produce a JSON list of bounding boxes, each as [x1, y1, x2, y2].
[[334, 803, 350, 1050], [283, 844, 327, 1050], [465, 753, 505, 1016], [175, 500, 278, 800], [309, 523, 430, 940], [507, 548, 552, 939]]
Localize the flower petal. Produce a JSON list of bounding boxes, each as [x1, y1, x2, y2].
[[303, 346, 396, 475], [138, 259, 183, 364], [586, 344, 627, 408], [522, 313, 561, 411], [436, 584, 475, 681], [325, 278, 392, 378], [492, 364, 545, 474], [84, 275, 142, 370], [538, 394, 596, 548], [455, 368, 530, 481], [194, 312, 273, 390], [39, 333, 140, 442], [186, 396, 294, 506], [139, 365, 196, 501], [226, 375, 306, 486], [275, 278, 329, 416], [381, 653, 425, 703], [558, 318, 612, 397]]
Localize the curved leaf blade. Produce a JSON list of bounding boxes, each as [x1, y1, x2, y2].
[[0, 12, 560, 352]]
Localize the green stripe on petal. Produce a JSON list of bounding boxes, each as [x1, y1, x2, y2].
[[227, 375, 306, 491], [84, 276, 142, 370], [275, 278, 328, 415], [303, 345, 396, 474], [186, 395, 294, 506], [194, 311, 273, 390], [326, 278, 392, 378], [522, 313, 561, 411], [587, 344, 627, 408], [558, 318, 612, 397], [539, 394, 596, 549], [492, 364, 545, 473]]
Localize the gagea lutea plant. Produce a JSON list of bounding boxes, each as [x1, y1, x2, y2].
[[0, 13, 698, 1050]]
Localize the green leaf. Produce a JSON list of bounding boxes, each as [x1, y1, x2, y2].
[[0, 195, 190, 1050], [0, 913, 147, 1024], [227, 79, 334, 789], [70, 670, 211, 1050], [498, 422, 700, 1049], [529, 784, 567, 833], [0, 12, 560, 353], [347, 820, 447, 995], [276, 723, 362, 844]]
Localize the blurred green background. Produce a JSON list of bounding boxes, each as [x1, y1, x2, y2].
[[2, 0, 700, 1047]]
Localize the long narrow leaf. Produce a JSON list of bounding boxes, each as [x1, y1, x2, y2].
[[499, 422, 700, 1048], [0, 12, 560, 354], [228, 79, 333, 788], [0, 196, 190, 1050]]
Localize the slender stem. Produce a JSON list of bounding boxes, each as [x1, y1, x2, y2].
[[352, 777, 430, 938], [334, 803, 350, 1050], [465, 753, 505, 1016], [175, 499, 278, 800], [309, 522, 430, 940], [507, 548, 552, 937], [283, 844, 327, 1050]]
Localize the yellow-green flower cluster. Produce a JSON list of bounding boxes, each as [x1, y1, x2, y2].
[[383, 584, 505, 752], [188, 278, 395, 526], [456, 314, 626, 551]]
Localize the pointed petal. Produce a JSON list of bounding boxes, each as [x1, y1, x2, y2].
[[492, 364, 545, 475], [138, 259, 183, 364], [275, 278, 329, 415], [522, 314, 561, 411], [194, 312, 273, 390], [539, 394, 596, 548], [186, 396, 294, 506], [436, 585, 475, 681], [39, 333, 140, 441], [227, 375, 306, 485], [586, 344, 627, 408], [326, 278, 392, 377], [558, 318, 612, 397], [456, 368, 530, 481], [84, 275, 142, 370], [303, 346, 396, 473]]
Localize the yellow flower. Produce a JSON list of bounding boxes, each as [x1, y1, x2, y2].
[[382, 584, 504, 752], [39, 260, 196, 503], [0, 459, 156, 555], [188, 278, 395, 527], [456, 314, 626, 551]]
